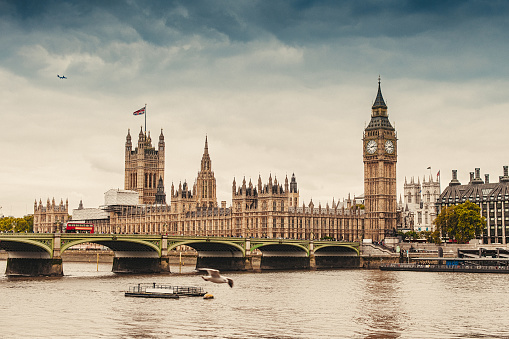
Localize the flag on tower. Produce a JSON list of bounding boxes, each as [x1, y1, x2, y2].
[[437, 170, 440, 177], [133, 107, 146, 116]]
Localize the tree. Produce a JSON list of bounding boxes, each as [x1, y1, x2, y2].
[[420, 230, 433, 242], [397, 230, 419, 242], [434, 201, 486, 243], [406, 230, 419, 241], [0, 215, 33, 233]]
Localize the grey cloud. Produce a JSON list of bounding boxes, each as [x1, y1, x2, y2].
[[1, 0, 509, 217]]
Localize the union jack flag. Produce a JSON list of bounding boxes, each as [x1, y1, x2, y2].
[[133, 107, 145, 115]]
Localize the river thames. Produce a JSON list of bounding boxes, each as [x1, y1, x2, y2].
[[0, 261, 508, 338]]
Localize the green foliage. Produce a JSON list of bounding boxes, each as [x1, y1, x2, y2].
[[0, 215, 33, 233], [406, 231, 419, 240], [430, 229, 442, 244], [397, 230, 420, 241], [420, 230, 433, 243], [434, 201, 485, 244]]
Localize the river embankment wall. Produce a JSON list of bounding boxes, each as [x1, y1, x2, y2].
[[397, 242, 509, 258]]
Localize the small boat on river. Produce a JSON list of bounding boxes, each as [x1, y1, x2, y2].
[[125, 283, 207, 299]]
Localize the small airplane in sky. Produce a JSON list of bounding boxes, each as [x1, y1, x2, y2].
[[57, 75, 67, 79]]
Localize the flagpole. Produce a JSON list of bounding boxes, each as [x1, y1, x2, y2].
[[438, 170, 441, 195], [144, 104, 147, 135]]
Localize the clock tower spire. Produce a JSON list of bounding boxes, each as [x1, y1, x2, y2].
[[363, 77, 397, 241]]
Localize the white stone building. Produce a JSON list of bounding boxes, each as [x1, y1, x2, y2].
[[400, 174, 441, 232]]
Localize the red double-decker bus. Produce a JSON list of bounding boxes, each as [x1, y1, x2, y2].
[[65, 222, 94, 234]]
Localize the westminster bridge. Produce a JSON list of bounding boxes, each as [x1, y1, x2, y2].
[[0, 233, 360, 276]]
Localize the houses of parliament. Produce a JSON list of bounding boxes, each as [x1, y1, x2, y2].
[[34, 81, 397, 242]]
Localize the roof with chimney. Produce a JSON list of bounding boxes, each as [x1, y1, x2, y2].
[[439, 167, 509, 205]]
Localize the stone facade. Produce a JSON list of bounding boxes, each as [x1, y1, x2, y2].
[[438, 167, 509, 244], [33, 198, 69, 233], [124, 127, 165, 204], [399, 175, 440, 232], [69, 80, 400, 241], [95, 136, 366, 241]]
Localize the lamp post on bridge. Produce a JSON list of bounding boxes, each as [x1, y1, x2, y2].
[[54, 221, 62, 234]]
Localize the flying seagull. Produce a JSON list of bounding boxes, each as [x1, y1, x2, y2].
[[198, 268, 233, 288], [57, 75, 67, 79]]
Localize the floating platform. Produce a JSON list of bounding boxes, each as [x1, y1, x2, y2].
[[125, 283, 207, 299]]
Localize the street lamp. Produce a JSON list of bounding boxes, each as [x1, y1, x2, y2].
[[54, 221, 62, 233]]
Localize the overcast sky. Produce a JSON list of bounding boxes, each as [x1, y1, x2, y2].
[[1, 0, 509, 217]]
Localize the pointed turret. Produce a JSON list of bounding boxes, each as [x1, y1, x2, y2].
[[158, 129, 164, 150], [290, 173, 298, 193], [146, 131, 153, 147], [366, 77, 393, 130], [372, 76, 387, 109], [126, 129, 132, 145], [200, 136, 211, 172], [138, 126, 145, 148], [155, 176, 166, 204]]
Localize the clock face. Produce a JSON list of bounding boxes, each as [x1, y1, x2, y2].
[[385, 140, 395, 154], [366, 140, 377, 154]]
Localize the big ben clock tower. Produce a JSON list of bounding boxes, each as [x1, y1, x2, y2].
[[363, 78, 397, 241]]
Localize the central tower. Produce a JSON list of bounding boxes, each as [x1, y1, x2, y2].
[[363, 78, 397, 241], [124, 127, 165, 204], [195, 136, 217, 208]]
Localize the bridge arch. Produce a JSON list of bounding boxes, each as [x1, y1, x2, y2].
[[314, 244, 360, 256], [168, 239, 247, 271], [168, 239, 245, 257], [251, 242, 310, 256], [0, 238, 53, 258], [60, 238, 161, 256]]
